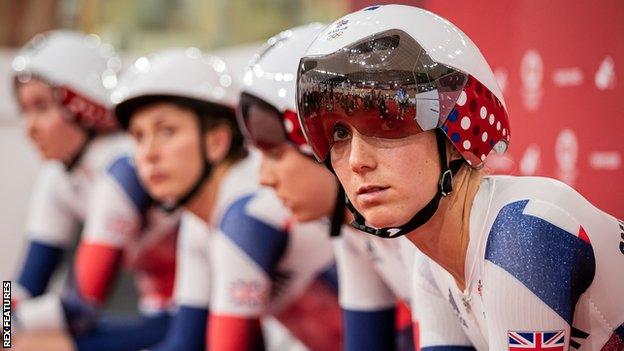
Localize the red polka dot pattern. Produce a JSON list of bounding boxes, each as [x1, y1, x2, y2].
[[442, 75, 510, 168]]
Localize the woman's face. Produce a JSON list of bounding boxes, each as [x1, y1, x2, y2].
[[17, 79, 87, 161], [330, 118, 440, 229], [129, 102, 204, 203], [259, 144, 337, 222]]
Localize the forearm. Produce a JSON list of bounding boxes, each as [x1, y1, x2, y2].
[[208, 315, 264, 351]]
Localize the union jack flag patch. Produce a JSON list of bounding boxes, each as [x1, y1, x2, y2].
[[508, 330, 565, 350]]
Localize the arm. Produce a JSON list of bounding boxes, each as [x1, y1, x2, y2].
[[150, 213, 211, 351], [208, 195, 288, 351], [482, 199, 595, 350], [334, 231, 398, 351], [411, 253, 476, 351], [66, 157, 148, 332], [16, 165, 79, 300]]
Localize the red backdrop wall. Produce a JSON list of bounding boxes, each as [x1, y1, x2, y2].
[[349, 0, 624, 217]]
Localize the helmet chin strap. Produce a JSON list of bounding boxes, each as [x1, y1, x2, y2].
[[64, 126, 95, 172], [346, 128, 464, 238], [329, 182, 346, 237]]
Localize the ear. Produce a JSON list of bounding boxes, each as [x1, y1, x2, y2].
[[204, 124, 232, 163]]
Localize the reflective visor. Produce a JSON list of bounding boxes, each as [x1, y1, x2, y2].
[[297, 29, 468, 162], [237, 92, 287, 150], [237, 92, 308, 152]]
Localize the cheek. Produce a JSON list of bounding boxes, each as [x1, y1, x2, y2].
[[39, 111, 67, 137], [168, 136, 203, 178], [294, 161, 335, 211], [331, 157, 353, 193]]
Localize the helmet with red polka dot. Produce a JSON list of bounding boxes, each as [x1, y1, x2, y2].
[[297, 4, 510, 169], [296, 5, 510, 238], [12, 30, 121, 132], [236, 23, 327, 156]]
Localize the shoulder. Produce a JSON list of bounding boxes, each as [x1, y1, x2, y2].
[[482, 180, 596, 324], [218, 189, 290, 273], [82, 132, 134, 172], [103, 155, 151, 211], [32, 162, 67, 191]]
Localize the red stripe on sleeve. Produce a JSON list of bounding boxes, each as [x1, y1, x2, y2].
[[208, 314, 264, 351], [74, 242, 123, 305]]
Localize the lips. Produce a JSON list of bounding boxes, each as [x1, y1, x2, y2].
[[356, 184, 390, 206], [148, 171, 168, 184]]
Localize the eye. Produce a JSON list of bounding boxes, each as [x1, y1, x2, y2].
[[130, 129, 143, 143], [32, 99, 52, 113], [158, 125, 176, 137], [332, 124, 350, 142]]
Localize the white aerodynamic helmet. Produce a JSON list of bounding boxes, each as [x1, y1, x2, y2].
[[111, 48, 239, 128], [296, 5, 511, 238], [297, 4, 510, 169], [236, 23, 327, 155], [12, 30, 121, 132], [111, 48, 244, 211]]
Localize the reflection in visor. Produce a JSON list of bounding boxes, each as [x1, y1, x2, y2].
[[297, 29, 468, 161]]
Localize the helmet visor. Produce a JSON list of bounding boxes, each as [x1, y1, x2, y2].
[[237, 92, 288, 151], [297, 29, 468, 162]]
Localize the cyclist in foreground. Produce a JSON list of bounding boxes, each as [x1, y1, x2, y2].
[[296, 5, 624, 350]]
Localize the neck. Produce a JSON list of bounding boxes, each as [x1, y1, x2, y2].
[[405, 166, 481, 291], [62, 133, 90, 171], [186, 160, 233, 224]]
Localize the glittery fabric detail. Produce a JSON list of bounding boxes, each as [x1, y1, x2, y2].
[[484, 200, 596, 324]]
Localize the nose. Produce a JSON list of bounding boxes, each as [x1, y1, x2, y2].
[[258, 154, 277, 188], [348, 133, 377, 174], [137, 135, 160, 166], [24, 113, 38, 140]]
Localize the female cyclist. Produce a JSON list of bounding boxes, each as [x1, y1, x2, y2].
[[297, 5, 624, 350], [112, 47, 341, 351], [12, 30, 178, 351], [237, 23, 417, 351]]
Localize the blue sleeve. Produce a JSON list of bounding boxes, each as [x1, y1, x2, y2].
[[421, 347, 476, 351], [150, 306, 208, 351], [343, 308, 396, 351], [17, 240, 64, 297], [61, 287, 100, 336], [484, 200, 595, 325], [219, 194, 288, 276], [73, 312, 171, 351], [107, 156, 151, 212]]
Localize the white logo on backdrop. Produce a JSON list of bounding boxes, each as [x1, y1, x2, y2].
[[521, 50, 543, 111], [552, 67, 584, 87], [555, 128, 578, 185], [520, 144, 541, 175], [589, 151, 621, 170], [595, 56, 616, 90], [494, 67, 509, 94]]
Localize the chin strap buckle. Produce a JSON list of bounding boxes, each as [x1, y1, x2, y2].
[[439, 168, 453, 197]]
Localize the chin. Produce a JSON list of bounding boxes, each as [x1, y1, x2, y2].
[[291, 207, 320, 223], [359, 206, 411, 229], [146, 185, 176, 203]]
